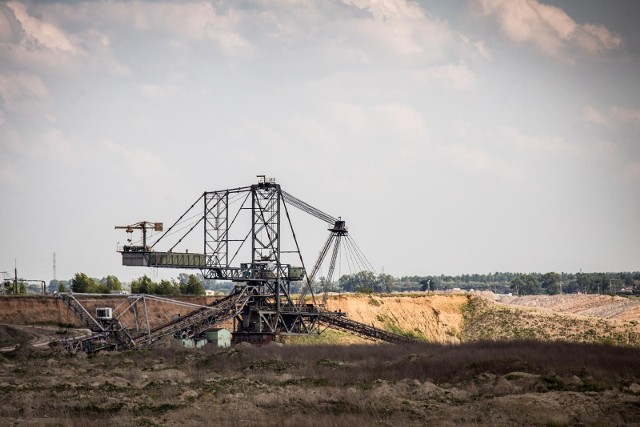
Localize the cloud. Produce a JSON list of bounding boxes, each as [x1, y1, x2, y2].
[[499, 125, 574, 154], [0, 115, 22, 153], [0, 3, 21, 43], [0, 2, 128, 75], [582, 105, 610, 128], [498, 126, 570, 151], [340, 0, 455, 59], [612, 107, 640, 128], [138, 83, 185, 100], [0, 163, 18, 184], [414, 61, 476, 90], [37, 127, 72, 156], [583, 105, 640, 130], [6, 1, 76, 53], [440, 143, 514, 178], [0, 73, 49, 108], [332, 101, 427, 138], [373, 103, 428, 137], [105, 140, 166, 178], [472, 0, 622, 59], [87, 1, 249, 53]]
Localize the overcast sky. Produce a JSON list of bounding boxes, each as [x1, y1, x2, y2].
[[1, 0, 639, 283]]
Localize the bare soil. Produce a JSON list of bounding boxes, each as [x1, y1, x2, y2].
[[2, 293, 640, 426], [1, 340, 639, 426]]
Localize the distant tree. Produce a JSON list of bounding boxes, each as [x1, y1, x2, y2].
[[590, 273, 610, 294], [339, 271, 377, 292], [541, 272, 562, 295], [156, 279, 181, 296], [318, 276, 333, 295], [377, 273, 396, 293], [26, 283, 42, 294], [510, 274, 540, 296], [177, 273, 191, 286], [101, 275, 122, 292], [576, 272, 591, 293], [58, 281, 68, 292], [181, 274, 205, 296], [18, 280, 26, 294], [177, 273, 205, 286], [131, 276, 156, 294], [619, 272, 634, 288], [72, 273, 98, 293], [420, 278, 433, 293]]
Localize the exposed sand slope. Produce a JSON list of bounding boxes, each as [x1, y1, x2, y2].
[[0, 295, 225, 329], [0, 294, 469, 344], [324, 293, 467, 343], [4, 293, 640, 347]]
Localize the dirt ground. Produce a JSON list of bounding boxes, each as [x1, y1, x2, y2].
[[2, 293, 640, 425], [1, 336, 639, 426]]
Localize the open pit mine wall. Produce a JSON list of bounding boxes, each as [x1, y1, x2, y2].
[[0, 294, 470, 344], [0, 295, 222, 328]]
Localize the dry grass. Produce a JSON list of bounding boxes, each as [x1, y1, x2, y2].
[[462, 295, 640, 346], [1, 339, 639, 426]]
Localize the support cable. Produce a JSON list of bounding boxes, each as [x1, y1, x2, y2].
[[281, 190, 337, 225], [281, 198, 317, 306], [151, 193, 204, 247]]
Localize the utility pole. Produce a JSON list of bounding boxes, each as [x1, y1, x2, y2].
[[14, 260, 18, 295]]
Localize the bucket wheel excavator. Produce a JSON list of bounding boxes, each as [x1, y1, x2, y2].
[[58, 177, 414, 352]]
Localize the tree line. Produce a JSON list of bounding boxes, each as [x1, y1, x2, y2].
[[327, 271, 640, 296], [7, 270, 639, 297], [44, 272, 206, 296]]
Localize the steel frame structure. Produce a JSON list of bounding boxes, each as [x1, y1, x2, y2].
[[43, 177, 413, 353], [118, 177, 348, 343]]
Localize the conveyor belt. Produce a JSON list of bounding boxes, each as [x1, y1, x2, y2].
[[319, 314, 415, 343], [57, 293, 105, 332], [131, 288, 250, 347]]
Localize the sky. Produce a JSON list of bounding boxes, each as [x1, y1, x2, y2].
[[1, 0, 639, 283]]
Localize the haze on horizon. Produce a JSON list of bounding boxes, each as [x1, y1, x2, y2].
[[1, 0, 639, 283]]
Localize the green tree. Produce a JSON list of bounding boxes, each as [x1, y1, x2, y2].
[[58, 281, 68, 292], [576, 272, 591, 293], [101, 275, 122, 292], [72, 273, 98, 293], [339, 271, 377, 292], [419, 277, 435, 292], [510, 274, 540, 296], [541, 272, 562, 295], [591, 273, 610, 294], [156, 279, 181, 296], [182, 274, 205, 296], [131, 276, 156, 294], [377, 273, 396, 293], [16, 280, 26, 295]]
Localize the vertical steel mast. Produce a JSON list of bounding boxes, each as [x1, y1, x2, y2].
[[231, 176, 311, 343], [118, 177, 334, 344]]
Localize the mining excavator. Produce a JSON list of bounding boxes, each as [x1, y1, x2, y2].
[[58, 177, 414, 352]]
